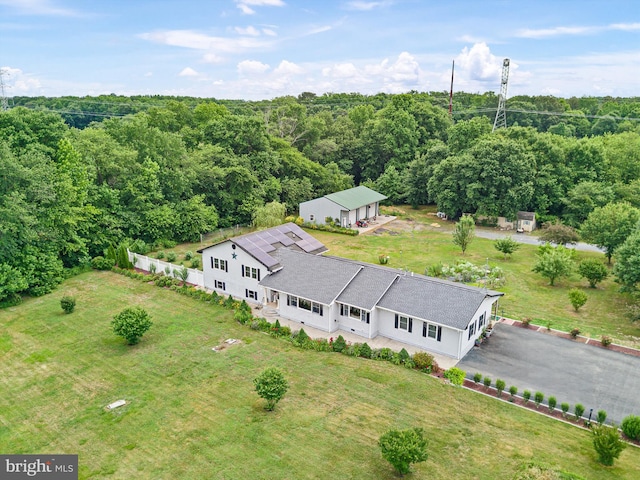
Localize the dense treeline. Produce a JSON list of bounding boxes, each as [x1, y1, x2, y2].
[[2, 92, 640, 303]]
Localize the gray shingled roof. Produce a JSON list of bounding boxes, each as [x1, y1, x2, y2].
[[260, 249, 362, 305], [336, 263, 399, 310], [377, 274, 502, 330], [260, 249, 503, 330], [197, 223, 327, 271]]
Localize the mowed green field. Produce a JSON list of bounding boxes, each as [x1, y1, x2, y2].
[[311, 206, 640, 347], [1, 271, 639, 479]]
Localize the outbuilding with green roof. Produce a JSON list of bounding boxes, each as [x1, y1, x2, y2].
[[299, 185, 387, 228]]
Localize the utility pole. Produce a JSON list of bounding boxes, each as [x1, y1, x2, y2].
[[448, 60, 455, 117], [492, 58, 510, 132], [0, 68, 9, 111]]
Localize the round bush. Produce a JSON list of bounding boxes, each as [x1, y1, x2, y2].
[[621, 415, 640, 441], [166, 252, 177, 262], [91, 256, 115, 270], [412, 352, 436, 372], [60, 296, 76, 314], [111, 307, 153, 345]]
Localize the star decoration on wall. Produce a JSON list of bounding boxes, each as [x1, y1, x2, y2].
[[232, 253, 237, 259]]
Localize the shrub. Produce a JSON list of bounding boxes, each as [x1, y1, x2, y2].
[[359, 342, 372, 358], [570, 327, 581, 339], [166, 252, 177, 262], [548, 396, 557, 412], [425, 262, 443, 278], [129, 239, 150, 255], [621, 415, 640, 441], [60, 296, 76, 314], [190, 257, 201, 269], [378, 427, 428, 475], [378, 255, 390, 265], [332, 335, 347, 353], [509, 385, 517, 398], [254, 367, 288, 411], [444, 367, 465, 386], [378, 347, 394, 361], [534, 391, 544, 408], [156, 251, 165, 259], [483, 376, 492, 388], [561, 402, 570, 417], [495, 379, 506, 397], [184, 251, 194, 261], [398, 348, 411, 364], [149, 263, 157, 274], [592, 424, 626, 466], [574, 403, 585, 420], [523, 390, 531, 403], [473, 372, 482, 384], [111, 307, 153, 345], [601, 335, 612, 347], [413, 352, 436, 372], [568, 288, 588, 311], [597, 410, 607, 425], [279, 326, 292, 337], [293, 328, 310, 347], [521, 317, 532, 328], [91, 256, 115, 270]]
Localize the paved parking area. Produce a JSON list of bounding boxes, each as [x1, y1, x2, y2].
[[458, 323, 640, 423]]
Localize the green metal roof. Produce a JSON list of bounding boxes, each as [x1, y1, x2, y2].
[[324, 186, 387, 210]]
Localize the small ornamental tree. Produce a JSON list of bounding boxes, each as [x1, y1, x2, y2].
[[534, 391, 544, 408], [60, 296, 76, 314], [332, 335, 347, 353], [578, 259, 608, 288], [592, 424, 626, 466], [495, 379, 506, 397], [253, 367, 289, 411], [452, 214, 475, 255], [538, 221, 580, 245], [574, 403, 585, 420], [379, 427, 428, 475], [112, 307, 153, 345], [532, 244, 575, 286], [494, 237, 520, 260], [568, 288, 588, 311], [548, 396, 557, 412]]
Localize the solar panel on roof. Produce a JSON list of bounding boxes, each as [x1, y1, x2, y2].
[[263, 245, 276, 252], [280, 237, 294, 246]]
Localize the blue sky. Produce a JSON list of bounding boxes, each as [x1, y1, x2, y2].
[[1, 0, 639, 99]]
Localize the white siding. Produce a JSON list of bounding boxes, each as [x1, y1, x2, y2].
[[276, 294, 332, 332], [458, 297, 495, 358], [377, 308, 462, 358], [200, 241, 266, 304], [299, 197, 341, 225]]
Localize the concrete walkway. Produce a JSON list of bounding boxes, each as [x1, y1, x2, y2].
[[251, 304, 459, 370], [458, 321, 640, 423], [353, 214, 397, 235]]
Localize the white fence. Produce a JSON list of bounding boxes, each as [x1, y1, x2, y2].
[[128, 250, 205, 288]]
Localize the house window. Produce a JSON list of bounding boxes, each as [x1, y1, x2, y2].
[[214, 280, 226, 290], [468, 321, 477, 340], [478, 313, 485, 328], [395, 314, 413, 333], [362, 311, 370, 324], [287, 295, 297, 307], [349, 305, 361, 320], [245, 289, 257, 300], [422, 322, 442, 341], [299, 298, 312, 311], [242, 265, 260, 280], [312, 303, 323, 316], [212, 258, 228, 272]]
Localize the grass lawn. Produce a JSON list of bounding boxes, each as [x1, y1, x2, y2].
[[311, 205, 640, 348], [1, 271, 639, 479]]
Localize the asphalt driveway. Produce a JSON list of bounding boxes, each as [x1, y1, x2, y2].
[[458, 323, 640, 423]]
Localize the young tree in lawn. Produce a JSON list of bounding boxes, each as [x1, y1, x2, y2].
[[452, 214, 475, 255], [493, 237, 520, 259], [532, 244, 575, 286], [578, 259, 609, 288], [592, 424, 627, 466], [568, 289, 588, 311], [581, 202, 640, 264], [253, 367, 289, 411], [112, 307, 153, 345], [379, 427, 428, 475], [538, 221, 580, 246]]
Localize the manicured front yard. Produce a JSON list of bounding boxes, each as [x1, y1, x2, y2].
[[1, 271, 639, 479]]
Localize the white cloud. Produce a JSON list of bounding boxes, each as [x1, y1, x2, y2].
[[517, 26, 595, 38], [203, 53, 224, 64], [235, 0, 285, 15], [262, 28, 277, 36], [305, 25, 332, 35], [235, 26, 261, 36], [178, 67, 199, 77], [0, 66, 42, 94], [237, 59, 271, 76], [144, 72, 153, 77], [0, 0, 81, 16], [610, 22, 640, 31], [456, 42, 501, 82], [345, 1, 394, 11], [273, 60, 304, 76]]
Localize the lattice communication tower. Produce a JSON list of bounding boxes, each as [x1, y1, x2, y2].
[[492, 58, 510, 131], [0, 69, 9, 111]]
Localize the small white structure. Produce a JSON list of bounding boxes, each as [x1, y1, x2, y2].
[[497, 211, 536, 232], [299, 185, 387, 227]]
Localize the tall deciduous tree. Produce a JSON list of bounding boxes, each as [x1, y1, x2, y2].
[[532, 244, 575, 286], [452, 215, 475, 255], [580, 202, 640, 263], [578, 259, 609, 288], [613, 230, 640, 292], [252, 201, 286, 228]]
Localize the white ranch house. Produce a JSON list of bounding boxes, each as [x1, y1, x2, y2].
[[299, 185, 387, 227], [199, 223, 503, 360]]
